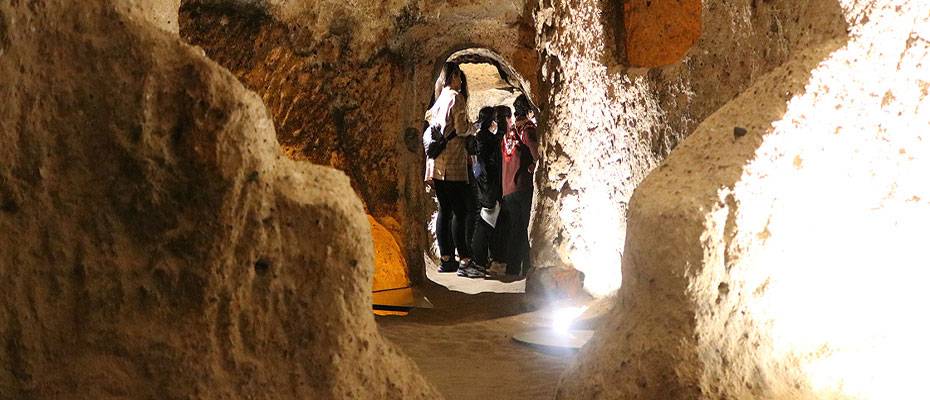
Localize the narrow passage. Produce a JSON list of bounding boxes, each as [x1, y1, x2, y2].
[[377, 258, 576, 400]]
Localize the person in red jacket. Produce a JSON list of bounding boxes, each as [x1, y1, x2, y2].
[[500, 94, 538, 276]]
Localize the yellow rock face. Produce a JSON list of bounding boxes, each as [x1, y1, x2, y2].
[[368, 215, 409, 292], [624, 0, 701, 67]]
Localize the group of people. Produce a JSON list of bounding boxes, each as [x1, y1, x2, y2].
[[423, 62, 539, 279]]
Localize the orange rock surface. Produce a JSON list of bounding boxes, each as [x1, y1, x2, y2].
[[624, 0, 701, 67], [369, 215, 410, 292]]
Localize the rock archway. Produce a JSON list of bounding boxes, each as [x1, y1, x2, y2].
[[442, 47, 537, 107]]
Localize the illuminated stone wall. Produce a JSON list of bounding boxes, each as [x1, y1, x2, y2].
[[531, 0, 846, 296], [559, 0, 930, 398]]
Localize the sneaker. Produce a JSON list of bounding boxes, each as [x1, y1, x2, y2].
[[456, 260, 487, 279], [456, 259, 469, 276], [460, 265, 487, 279], [474, 263, 489, 275], [455, 258, 470, 277], [456, 259, 487, 278], [437, 258, 458, 273]]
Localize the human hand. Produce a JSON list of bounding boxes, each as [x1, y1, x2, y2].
[[430, 125, 443, 141]]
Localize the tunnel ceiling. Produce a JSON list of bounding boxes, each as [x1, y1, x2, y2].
[[445, 48, 535, 105]]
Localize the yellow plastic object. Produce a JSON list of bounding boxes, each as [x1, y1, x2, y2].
[[368, 215, 409, 292], [373, 309, 409, 316]]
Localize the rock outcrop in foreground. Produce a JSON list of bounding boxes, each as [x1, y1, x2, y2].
[[559, 0, 930, 398], [0, 1, 438, 398]]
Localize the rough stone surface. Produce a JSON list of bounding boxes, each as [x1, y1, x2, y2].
[[0, 1, 438, 398], [180, 0, 540, 284], [123, 0, 183, 33], [559, 0, 930, 398], [531, 0, 847, 296], [624, 0, 701, 67], [370, 215, 409, 292]]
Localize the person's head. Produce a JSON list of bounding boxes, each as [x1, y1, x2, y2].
[[513, 93, 533, 120], [478, 106, 497, 133], [442, 62, 463, 91], [494, 105, 512, 131]]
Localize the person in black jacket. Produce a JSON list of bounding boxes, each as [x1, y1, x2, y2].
[[469, 106, 504, 276], [490, 105, 513, 274]]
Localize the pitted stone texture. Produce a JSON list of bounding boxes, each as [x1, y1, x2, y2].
[[0, 1, 439, 398], [531, 0, 846, 297], [122, 0, 182, 33], [559, 1, 930, 398]]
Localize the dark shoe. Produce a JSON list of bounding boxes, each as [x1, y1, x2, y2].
[[458, 265, 486, 279], [468, 262, 489, 277], [456, 259, 471, 277], [474, 263, 488, 275], [438, 258, 458, 273], [458, 259, 487, 279]]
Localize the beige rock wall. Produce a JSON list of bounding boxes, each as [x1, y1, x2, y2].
[[0, 1, 438, 398], [122, 0, 183, 33], [559, 0, 930, 398], [532, 0, 846, 296]]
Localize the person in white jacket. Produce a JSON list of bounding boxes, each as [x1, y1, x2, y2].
[[423, 62, 475, 274]]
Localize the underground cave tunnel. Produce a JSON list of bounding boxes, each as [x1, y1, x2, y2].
[[2, 0, 930, 399]]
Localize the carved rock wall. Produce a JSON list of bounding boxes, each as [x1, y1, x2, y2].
[[0, 1, 438, 398], [531, 0, 847, 296], [559, 0, 930, 398]]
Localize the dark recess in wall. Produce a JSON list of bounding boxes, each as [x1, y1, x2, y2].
[[602, 0, 628, 65]]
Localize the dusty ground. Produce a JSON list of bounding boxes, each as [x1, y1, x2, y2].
[[377, 258, 575, 400]]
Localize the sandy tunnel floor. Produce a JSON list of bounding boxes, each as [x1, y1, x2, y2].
[[376, 258, 575, 400]]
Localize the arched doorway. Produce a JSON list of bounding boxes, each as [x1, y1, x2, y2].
[[416, 47, 539, 294]]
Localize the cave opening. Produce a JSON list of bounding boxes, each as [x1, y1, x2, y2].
[[419, 48, 540, 297]]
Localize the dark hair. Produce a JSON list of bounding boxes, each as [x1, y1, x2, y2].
[[477, 106, 496, 131], [494, 105, 511, 133], [437, 61, 469, 100], [441, 62, 461, 87], [459, 71, 469, 100], [513, 93, 532, 118]]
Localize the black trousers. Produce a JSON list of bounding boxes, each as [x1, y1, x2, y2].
[[502, 189, 533, 274], [471, 218, 495, 267], [463, 177, 479, 254], [490, 208, 507, 264], [435, 180, 472, 259]]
